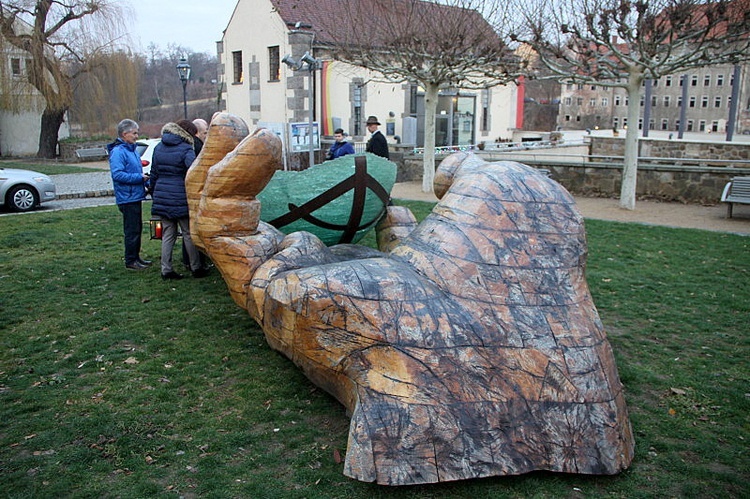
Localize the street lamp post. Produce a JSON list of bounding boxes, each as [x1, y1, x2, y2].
[[282, 51, 320, 169], [176, 58, 191, 120]]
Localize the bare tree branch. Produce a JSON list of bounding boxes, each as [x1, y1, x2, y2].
[[510, 0, 750, 209]]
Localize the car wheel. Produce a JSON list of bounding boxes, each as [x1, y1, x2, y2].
[[7, 184, 39, 212]]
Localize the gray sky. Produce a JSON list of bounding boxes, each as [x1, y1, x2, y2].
[[126, 0, 238, 55]]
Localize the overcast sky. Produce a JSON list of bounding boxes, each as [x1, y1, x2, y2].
[[126, 0, 238, 55]]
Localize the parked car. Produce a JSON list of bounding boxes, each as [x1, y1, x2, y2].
[[136, 138, 161, 175], [0, 168, 56, 212]]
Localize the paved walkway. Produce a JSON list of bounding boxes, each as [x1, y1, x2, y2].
[[50, 164, 750, 236], [392, 182, 749, 236]]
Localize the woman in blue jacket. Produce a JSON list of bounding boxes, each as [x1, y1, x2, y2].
[[107, 119, 152, 270], [150, 120, 208, 280]]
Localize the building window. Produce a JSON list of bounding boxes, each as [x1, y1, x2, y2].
[[481, 89, 490, 132], [10, 58, 21, 76], [666, 75, 673, 87], [701, 96, 708, 108], [409, 84, 418, 116], [704, 74, 711, 86], [268, 46, 280, 81], [714, 96, 722, 108], [589, 98, 596, 106], [699, 120, 706, 132], [712, 120, 719, 132], [232, 51, 243, 83], [623, 118, 628, 128], [664, 95, 671, 107], [677, 97, 682, 107], [639, 96, 644, 106], [576, 97, 583, 106], [576, 115, 581, 122], [613, 117, 619, 128], [717, 74, 724, 86], [601, 97, 608, 107], [661, 119, 669, 130], [651, 95, 657, 107], [675, 120, 680, 130], [615, 95, 621, 106], [624, 96, 629, 106], [691, 75, 698, 86], [577, 84, 584, 90], [653, 78, 659, 87], [591, 85, 596, 90], [567, 83, 573, 90], [352, 81, 363, 136], [687, 119, 694, 131], [564, 96, 572, 105], [689, 96, 696, 108], [638, 118, 643, 130]]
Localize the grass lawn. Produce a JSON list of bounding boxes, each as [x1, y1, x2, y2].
[[0, 160, 101, 175], [1, 201, 748, 498]]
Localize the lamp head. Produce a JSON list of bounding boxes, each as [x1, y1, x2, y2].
[[176, 57, 191, 83], [300, 51, 319, 68], [282, 54, 302, 70]]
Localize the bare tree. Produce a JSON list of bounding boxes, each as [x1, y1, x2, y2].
[[311, 0, 523, 192], [0, 0, 129, 157], [511, 0, 750, 210]]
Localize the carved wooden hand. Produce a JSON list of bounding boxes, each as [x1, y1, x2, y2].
[[186, 112, 634, 485]]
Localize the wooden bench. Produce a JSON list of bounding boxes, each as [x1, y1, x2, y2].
[[75, 147, 108, 161], [720, 176, 750, 218]]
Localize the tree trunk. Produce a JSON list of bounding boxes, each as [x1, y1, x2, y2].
[[619, 70, 644, 210], [421, 83, 440, 193], [37, 107, 66, 159]]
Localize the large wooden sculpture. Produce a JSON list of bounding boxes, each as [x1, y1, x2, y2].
[[186, 113, 635, 485]]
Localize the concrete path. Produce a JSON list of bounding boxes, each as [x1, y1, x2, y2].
[[43, 167, 750, 236]]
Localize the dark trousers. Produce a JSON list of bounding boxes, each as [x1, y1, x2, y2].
[[118, 201, 142, 265]]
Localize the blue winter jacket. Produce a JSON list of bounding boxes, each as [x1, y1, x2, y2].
[[326, 140, 355, 160], [150, 123, 196, 220], [107, 138, 146, 205]]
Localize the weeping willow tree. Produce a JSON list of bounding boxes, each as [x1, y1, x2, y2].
[[70, 51, 140, 137], [0, 1, 130, 157]]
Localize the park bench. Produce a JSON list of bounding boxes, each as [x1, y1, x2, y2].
[[720, 176, 750, 218], [75, 147, 108, 161]]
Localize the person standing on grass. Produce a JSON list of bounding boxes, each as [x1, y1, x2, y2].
[[149, 120, 209, 280], [107, 119, 152, 271], [192, 118, 208, 156]]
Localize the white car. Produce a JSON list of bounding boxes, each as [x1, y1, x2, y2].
[[0, 167, 56, 212], [136, 138, 161, 175]]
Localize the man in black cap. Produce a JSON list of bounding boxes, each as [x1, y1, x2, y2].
[[365, 115, 389, 159]]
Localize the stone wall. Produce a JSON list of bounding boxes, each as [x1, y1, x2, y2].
[[396, 137, 750, 204], [59, 140, 110, 163]]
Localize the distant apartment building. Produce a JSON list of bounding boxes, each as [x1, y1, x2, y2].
[[557, 63, 750, 135]]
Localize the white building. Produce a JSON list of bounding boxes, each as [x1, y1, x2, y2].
[[218, 0, 520, 165], [0, 19, 69, 157]]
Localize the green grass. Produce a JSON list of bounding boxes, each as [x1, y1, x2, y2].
[[0, 160, 100, 175], [1, 202, 748, 498]]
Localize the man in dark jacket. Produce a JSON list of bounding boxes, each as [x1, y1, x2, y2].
[[150, 120, 208, 280], [107, 119, 152, 270], [365, 116, 389, 159], [326, 128, 356, 160]]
